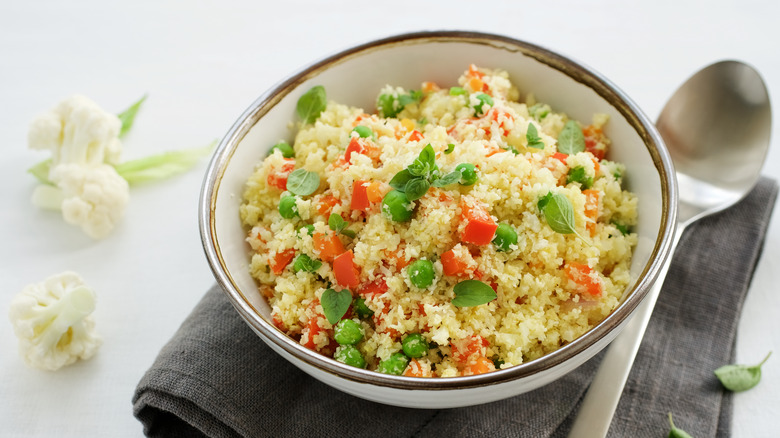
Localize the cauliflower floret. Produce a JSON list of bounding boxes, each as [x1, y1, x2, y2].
[[28, 95, 129, 239], [28, 94, 122, 165], [9, 271, 102, 371]]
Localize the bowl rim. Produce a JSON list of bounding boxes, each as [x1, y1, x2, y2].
[[199, 30, 678, 390]]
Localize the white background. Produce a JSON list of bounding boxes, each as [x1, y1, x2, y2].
[[1, 1, 778, 436]]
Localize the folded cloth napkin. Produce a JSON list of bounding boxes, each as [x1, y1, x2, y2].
[[133, 177, 778, 438]]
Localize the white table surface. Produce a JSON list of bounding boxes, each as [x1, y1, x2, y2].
[[1, 1, 778, 436]]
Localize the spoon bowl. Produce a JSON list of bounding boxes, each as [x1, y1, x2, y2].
[[658, 60, 772, 224], [571, 60, 771, 437]]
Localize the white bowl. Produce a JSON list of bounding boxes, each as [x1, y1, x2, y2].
[[199, 31, 677, 408]]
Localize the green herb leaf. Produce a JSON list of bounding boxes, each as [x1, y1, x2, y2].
[[473, 93, 493, 116], [389, 169, 414, 192], [117, 94, 147, 138], [341, 229, 357, 238], [286, 169, 320, 196], [321, 288, 352, 324], [611, 221, 629, 236], [528, 103, 550, 120], [667, 413, 693, 438], [407, 159, 429, 177], [449, 87, 467, 96], [328, 213, 347, 233], [502, 145, 519, 155], [557, 120, 585, 155], [418, 144, 436, 167], [114, 141, 215, 185], [404, 177, 430, 201], [28, 159, 53, 185], [526, 123, 545, 149], [566, 166, 593, 189], [539, 192, 585, 240], [293, 254, 322, 273], [431, 170, 462, 187], [445, 143, 455, 154], [714, 351, 771, 392], [296, 85, 327, 125], [452, 280, 497, 307]]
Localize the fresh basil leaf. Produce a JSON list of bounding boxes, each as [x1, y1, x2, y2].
[[286, 169, 320, 196], [418, 117, 428, 126], [328, 213, 347, 233], [541, 192, 577, 235], [377, 93, 400, 118], [445, 143, 455, 154], [418, 144, 436, 167], [557, 120, 585, 155], [528, 103, 550, 120], [28, 159, 53, 185], [449, 87, 467, 96], [407, 159, 429, 177], [399, 90, 422, 107], [404, 177, 430, 201], [714, 351, 771, 392], [611, 221, 629, 236], [502, 145, 519, 155], [341, 229, 357, 239], [117, 94, 147, 138], [566, 166, 593, 189], [452, 280, 497, 307], [389, 169, 414, 191], [431, 170, 462, 187], [321, 288, 352, 325], [537, 192, 553, 212], [667, 413, 693, 438], [473, 93, 493, 116], [526, 123, 545, 149], [297, 85, 327, 124], [293, 254, 322, 273]]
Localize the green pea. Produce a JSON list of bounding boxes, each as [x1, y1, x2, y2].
[[449, 86, 467, 96], [381, 190, 413, 222], [407, 259, 435, 289], [334, 319, 364, 345], [352, 125, 373, 138], [473, 93, 493, 116], [377, 352, 410, 375], [297, 224, 315, 238], [353, 297, 374, 319], [456, 163, 478, 186], [567, 166, 594, 189], [401, 333, 429, 358], [278, 195, 299, 219], [492, 223, 518, 252], [334, 345, 366, 368], [269, 141, 295, 158]]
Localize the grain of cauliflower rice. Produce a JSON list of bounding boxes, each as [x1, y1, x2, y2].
[[239, 64, 638, 378]]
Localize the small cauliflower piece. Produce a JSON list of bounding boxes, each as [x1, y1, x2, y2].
[[28, 95, 129, 239], [9, 271, 102, 371]]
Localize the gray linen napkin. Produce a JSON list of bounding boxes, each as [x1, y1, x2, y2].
[[133, 177, 778, 438]]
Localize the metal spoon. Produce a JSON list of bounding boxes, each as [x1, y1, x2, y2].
[[569, 60, 772, 437]]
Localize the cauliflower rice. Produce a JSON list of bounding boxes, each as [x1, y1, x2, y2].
[[239, 64, 638, 377]]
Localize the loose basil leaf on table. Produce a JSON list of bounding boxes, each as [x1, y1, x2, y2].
[[714, 351, 771, 392]]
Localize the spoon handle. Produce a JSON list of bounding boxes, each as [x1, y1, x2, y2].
[[568, 226, 683, 437]]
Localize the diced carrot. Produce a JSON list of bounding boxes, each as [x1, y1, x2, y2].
[[451, 335, 489, 365], [266, 158, 295, 190], [564, 262, 604, 298], [441, 249, 468, 276], [408, 130, 423, 142], [351, 180, 371, 212], [552, 152, 568, 164], [592, 157, 601, 174], [468, 77, 484, 93], [462, 356, 496, 376], [352, 113, 370, 127], [582, 189, 600, 236], [271, 313, 287, 331], [345, 137, 381, 164], [333, 250, 360, 289], [583, 125, 607, 160], [422, 81, 439, 92], [404, 358, 426, 377], [313, 232, 345, 262], [384, 248, 410, 270], [366, 181, 388, 204], [315, 194, 341, 217], [259, 284, 275, 299], [269, 249, 295, 275], [468, 63, 485, 79], [459, 198, 498, 246], [358, 276, 389, 298], [302, 301, 324, 350]]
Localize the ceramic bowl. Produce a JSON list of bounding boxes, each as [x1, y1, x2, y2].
[[199, 31, 677, 408]]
